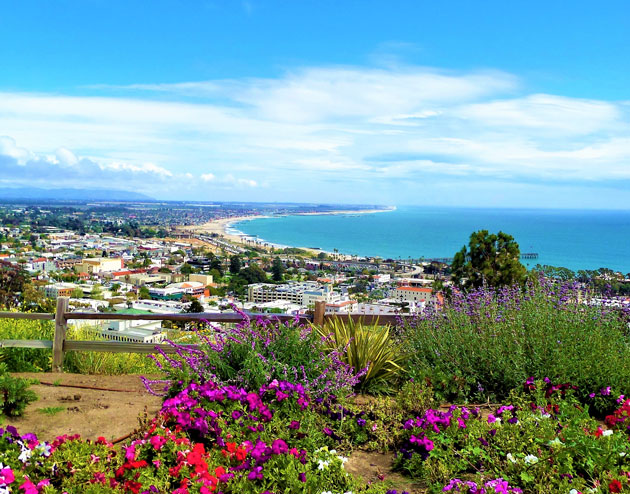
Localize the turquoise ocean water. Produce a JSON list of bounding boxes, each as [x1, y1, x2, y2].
[[233, 206, 630, 273]]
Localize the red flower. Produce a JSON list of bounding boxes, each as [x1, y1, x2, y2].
[[609, 479, 623, 493]]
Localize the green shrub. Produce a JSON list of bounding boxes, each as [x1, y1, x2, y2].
[[404, 279, 630, 407], [153, 314, 362, 399], [316, 318, 406, 393], [0, 363, 37, 416]]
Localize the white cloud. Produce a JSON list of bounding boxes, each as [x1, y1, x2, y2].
[[1, 63, 629, 204]]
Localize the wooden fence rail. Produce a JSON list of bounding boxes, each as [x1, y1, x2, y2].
[[0, 298, 408, 371]]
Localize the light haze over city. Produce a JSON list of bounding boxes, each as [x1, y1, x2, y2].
[[1, 0, 629, 208]]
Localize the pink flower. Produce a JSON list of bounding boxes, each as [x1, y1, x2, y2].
[[150, 435, 168, 451], [18, 479, 38, 494], [0, 467, 15, 485]]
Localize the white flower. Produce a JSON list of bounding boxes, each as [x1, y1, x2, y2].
[[506, 453, 517, 463], [570, 489, 579, 494], [524, 454, 539, 464], [0, 487, 10, 494], [329, 449, 337, 455], [602, 429, 613, 437], [35, 443, 52, 457], [620, 452, 627, 457], [317, 459, 330, 470]]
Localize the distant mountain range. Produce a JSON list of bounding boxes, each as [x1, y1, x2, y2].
[[0, 187, 154, 202]]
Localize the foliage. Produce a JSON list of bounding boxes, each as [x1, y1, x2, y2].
[[404, 278, 630, 409], [239, 263, 268, 284], [148, 310, 363, 399], [0, 318, 54, 372], [229, 255, 241, 274], [316, 318, 406, 393], [63, 326, 159, 375], [0, 363, 37, 417], [0, 319, 157, 375], [394, 378, 630, 493], [271, 257, 285, 282], [0, 260, 28, 309], [451, 230, 527, 289], [0, 381, 395, 494]]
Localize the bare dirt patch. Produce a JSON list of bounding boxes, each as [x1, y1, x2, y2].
[[5, 373, 163, 442], [346, 450, 425, 494]]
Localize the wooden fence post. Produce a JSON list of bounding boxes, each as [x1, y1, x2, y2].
[[313, 300, 326, 326], [52, 297, 69, 372]]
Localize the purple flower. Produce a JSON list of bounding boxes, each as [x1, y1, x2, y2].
[[288, 421, 301, 430], [357, 418, 366, 427], [271, 439, 288, 455], [298, 472, 306, 482], [247, 466, 264, 480]]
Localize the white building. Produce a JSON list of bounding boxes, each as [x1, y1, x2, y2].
[[247, 282, 341, 306]]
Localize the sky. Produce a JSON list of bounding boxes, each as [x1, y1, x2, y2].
[[1, 0, 629, 208]]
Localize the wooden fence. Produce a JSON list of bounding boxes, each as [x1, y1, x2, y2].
[[0, 299, 407, 372]]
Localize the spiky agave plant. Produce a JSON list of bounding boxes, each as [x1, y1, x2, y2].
[[315, 318, 406, 393]]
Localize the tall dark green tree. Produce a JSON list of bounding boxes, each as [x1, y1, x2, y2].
[[229, 255, 242, 275], [271, 257, 285, 282], [451, 230, 526, 289], [0, 261, 27, 309], [239, 264, 268, 284]]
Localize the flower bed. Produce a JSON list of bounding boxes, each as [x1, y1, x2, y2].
[[2, 284, 630, 493]]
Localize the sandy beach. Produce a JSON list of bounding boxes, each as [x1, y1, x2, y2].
[[185, 207, 395, 256]]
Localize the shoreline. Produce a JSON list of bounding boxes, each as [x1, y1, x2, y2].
[[187, 206, 396, 257]]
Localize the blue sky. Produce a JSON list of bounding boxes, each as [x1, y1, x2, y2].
[[1, 0, 629, 207]]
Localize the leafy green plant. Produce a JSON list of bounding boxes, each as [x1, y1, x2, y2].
[[404, 279, 630, 408], [0, 363, 37, 416], [316, 318, 406, 392], [38, 406, 65, 415]]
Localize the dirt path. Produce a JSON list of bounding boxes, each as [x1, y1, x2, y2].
[[6, 373, 164, 442], [345, 450, 425, 493]]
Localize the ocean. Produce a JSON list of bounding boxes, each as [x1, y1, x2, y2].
[[232, 206, 630, 273]]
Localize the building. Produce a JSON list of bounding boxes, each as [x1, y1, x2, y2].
[[75, 257, 123, 274], [394, 286, 443, 306], [247, 281, 341, 306], [148, 281, 207, 300], [189, 273, 213, 285], [43, 282, 78, 299]]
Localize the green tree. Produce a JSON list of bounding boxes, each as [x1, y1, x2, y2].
[[184, 298, 204, 313], [180, 263, 194, 274], [90, 285, 104, 300], [0, 261, 27, 309], [451, 230, 526, 289], [240, 264, 268, 284], [138, 286, 151, 300], [229, 255, 242, 275], [71, 288, 84, 299], [271, 257, 285, 282]]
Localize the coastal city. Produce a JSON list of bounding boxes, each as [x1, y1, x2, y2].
[[2, 2, 630, 492], [2, 200, 629, 347], [0, 200, 446, 344]]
